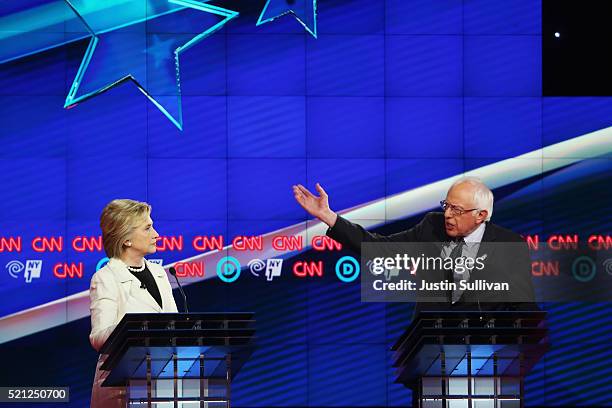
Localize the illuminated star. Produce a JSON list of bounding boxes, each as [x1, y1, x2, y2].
[[63, 0, 238, 130], [146, 35, 176, 70], [256, 0, 317, 38]]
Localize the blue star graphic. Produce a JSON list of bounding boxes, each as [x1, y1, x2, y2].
[[146, 35, 176, 70], [256, 0, 317, 38], [63, 0, 238, 130]]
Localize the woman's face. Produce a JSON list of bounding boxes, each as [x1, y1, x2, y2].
[[126, 213, 159, 255]]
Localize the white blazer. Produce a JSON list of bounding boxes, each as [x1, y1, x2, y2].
[[89, 257, 178, 408]]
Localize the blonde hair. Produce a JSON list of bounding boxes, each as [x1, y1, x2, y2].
[[100, 199, 151, 258]]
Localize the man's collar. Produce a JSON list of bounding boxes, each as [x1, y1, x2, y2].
[[464, 222, 486, 244]]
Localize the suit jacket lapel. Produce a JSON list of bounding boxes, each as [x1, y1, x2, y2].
[[477, 222, 497, 265], [481, 221, 496, 242]]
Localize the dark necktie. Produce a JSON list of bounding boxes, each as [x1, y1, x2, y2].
[[449, 239, 465, 259], [448, 239, 465, 303]]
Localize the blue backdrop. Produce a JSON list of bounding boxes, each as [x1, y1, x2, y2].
[[0, 0, 611, 406]]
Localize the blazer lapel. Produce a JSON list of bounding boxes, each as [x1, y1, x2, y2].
[[476, 222, 497, 266], [108, 258, 163, 312]]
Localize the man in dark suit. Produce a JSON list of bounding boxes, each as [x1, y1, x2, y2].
[[292, 177, 536, 311]]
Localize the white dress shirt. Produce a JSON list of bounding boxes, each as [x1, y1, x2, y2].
[[441, 222, 486, 303]]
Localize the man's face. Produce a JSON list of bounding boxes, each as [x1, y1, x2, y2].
[[443, 184, 486, 238]]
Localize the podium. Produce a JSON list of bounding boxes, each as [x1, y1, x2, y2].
[[392, 311, 548, 408], [100, 312, 255, 408]]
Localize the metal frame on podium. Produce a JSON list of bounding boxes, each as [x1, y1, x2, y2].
[[392, 311, 548, 408], [99, 312, 255, 408]]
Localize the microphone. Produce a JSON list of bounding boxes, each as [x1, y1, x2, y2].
[[169, 267, 189, 313], [140, 282, 147, 290]]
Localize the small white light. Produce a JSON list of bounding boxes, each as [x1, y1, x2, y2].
[[554, 32, 560, 38]]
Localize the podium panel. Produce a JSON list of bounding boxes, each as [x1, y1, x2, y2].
[[99, 313, 255, 408], [392, 311, 548, 408]]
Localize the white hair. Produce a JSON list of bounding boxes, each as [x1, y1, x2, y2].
[[450, 177, 494, 221]]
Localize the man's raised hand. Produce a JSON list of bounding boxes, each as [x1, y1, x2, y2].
[[292, 183, 337, 227]]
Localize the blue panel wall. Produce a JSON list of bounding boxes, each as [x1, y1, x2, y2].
[[0, 0, 611, 407]]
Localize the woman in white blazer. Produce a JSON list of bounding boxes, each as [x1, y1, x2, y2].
[[89, 199, 178, 408]]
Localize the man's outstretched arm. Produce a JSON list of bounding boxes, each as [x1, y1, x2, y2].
[[292, 183, 427, 254]]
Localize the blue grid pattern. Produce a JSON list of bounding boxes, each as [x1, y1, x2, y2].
[[0, 1, 611, 407]]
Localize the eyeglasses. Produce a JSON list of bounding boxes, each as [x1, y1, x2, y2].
[[440, 200, 479, 217]]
